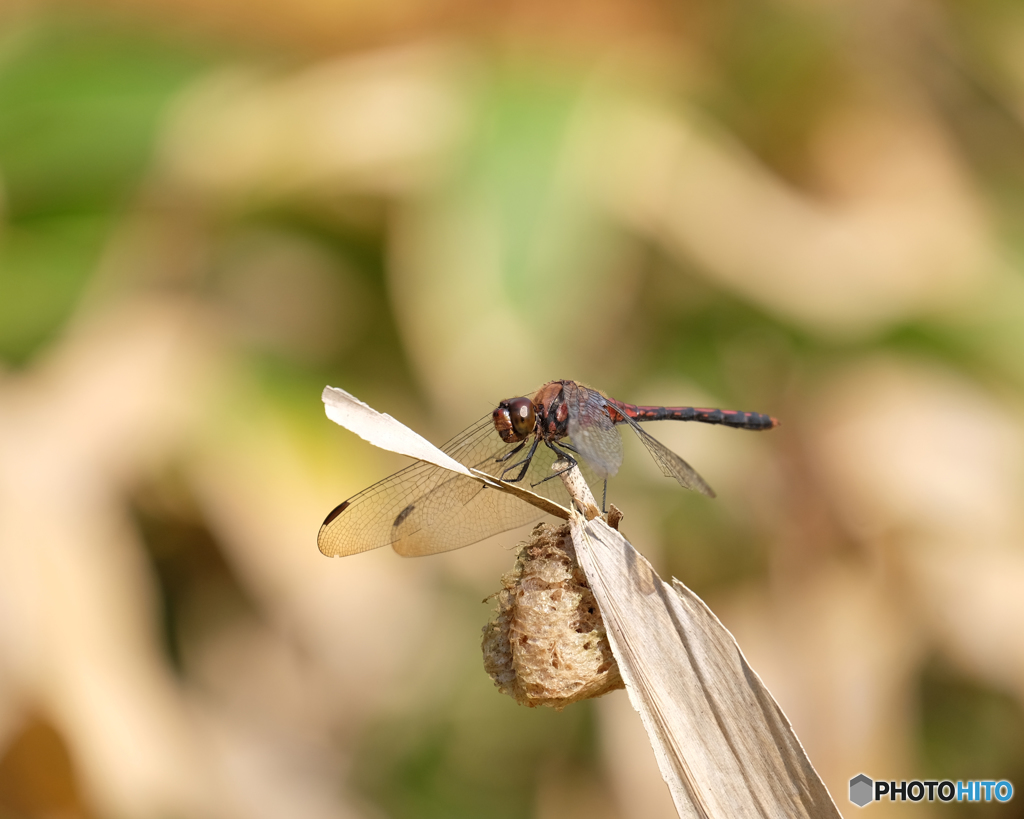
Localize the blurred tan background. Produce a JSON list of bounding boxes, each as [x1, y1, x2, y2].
[[1, 0, 1024, 817]]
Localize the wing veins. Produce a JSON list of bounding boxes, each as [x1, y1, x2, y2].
[[619, 414, 716, 497]]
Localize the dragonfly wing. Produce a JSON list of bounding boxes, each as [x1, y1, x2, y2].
[[317, 459, 458, 556], [391, 472, 550, 556], [620, 414, 716, 497], [565, 385, 624, 479], [319, 413, 563, 557]]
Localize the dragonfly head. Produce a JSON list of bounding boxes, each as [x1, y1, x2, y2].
[[493, 396, 536, 443]]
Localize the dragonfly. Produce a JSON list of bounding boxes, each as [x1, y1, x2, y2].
[[318, 379, 779, 558]]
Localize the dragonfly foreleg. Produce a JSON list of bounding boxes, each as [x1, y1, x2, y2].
[[495, 441, 526, 464], [500, 436, 541, 483]]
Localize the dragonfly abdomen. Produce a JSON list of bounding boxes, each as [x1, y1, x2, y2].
[[611, 402, 779, 430]]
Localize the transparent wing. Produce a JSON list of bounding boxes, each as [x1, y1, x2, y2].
[[390, 471, 537, 557], [564, 383, 623, 479], [318, 413, 603, 557], [618, 414, 716, 497]]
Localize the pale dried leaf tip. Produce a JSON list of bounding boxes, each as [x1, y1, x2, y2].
[[321, 385, 474, 478], [481, 523, 624, 709]]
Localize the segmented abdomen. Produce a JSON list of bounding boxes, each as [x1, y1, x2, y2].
[[608, 402, 779, 430]]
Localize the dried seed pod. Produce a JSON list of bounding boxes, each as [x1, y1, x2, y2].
[[481, 522, 624, 709]]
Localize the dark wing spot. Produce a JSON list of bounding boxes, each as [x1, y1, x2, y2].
[[393, 504, 415, 527], [322, 500, 350, 527]]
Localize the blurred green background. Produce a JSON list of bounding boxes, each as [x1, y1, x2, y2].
[[2, 2, 1024, 817]]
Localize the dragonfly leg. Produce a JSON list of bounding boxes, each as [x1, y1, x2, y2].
[[531, 440, 578, 487], [602, 479, 607, 513], [495, 441, 526, 464], [500, 436, 540, 483]]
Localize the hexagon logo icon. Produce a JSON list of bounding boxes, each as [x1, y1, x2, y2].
[[850, 774, 874, 807]]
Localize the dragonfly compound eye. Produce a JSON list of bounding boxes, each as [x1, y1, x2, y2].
[[506, 397, 536, 437], [493, 397, 535, 442]]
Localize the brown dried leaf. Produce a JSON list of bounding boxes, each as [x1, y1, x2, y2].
[[558, 466, 840, 819]]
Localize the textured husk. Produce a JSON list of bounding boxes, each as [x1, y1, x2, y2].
[[481, 522, 624, 709]]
